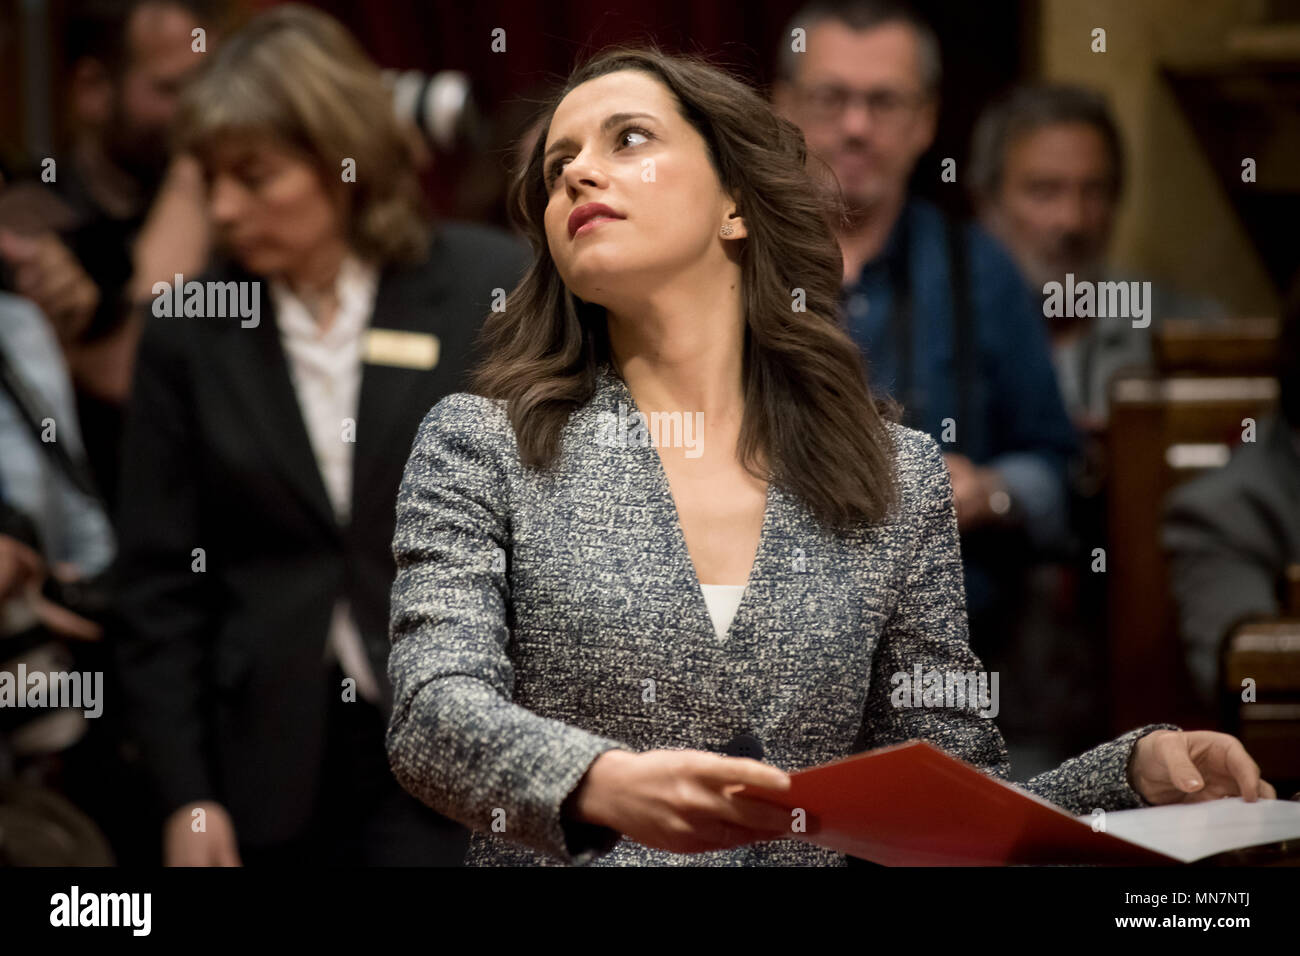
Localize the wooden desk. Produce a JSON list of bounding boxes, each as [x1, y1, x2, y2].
[[1155, 317, 1279, 375], [1107, 373, 1278, 732], [1223, 616, 1300, 796]]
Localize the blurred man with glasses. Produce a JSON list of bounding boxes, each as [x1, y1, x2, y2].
[[773, 1, 1084, 761]]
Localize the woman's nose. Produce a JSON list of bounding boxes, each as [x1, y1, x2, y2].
[[207, 174, 246, 225], [562, 151, 606, 193]]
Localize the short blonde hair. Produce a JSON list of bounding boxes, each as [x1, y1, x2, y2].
[[175, 3, 428, 264]]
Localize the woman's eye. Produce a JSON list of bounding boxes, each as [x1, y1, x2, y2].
[[545, 127, 650, 188], [618, 127, 650, 148], [238, 167, 270, 189]]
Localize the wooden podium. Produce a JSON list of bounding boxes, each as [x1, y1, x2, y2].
[[1222, 567, 1300, 796], [1105, 317, 1280, 733]]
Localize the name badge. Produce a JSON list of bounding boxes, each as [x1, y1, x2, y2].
[[363, 329, 440, 370]]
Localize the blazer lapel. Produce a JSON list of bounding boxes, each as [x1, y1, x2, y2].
[[351, 263, 437, 512], [592, 362, 779, 648], [591, 362, 835, 740], [209, 282, 339, 535]]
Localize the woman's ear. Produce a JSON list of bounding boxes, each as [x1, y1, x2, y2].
[[719, 209, 748, 240]]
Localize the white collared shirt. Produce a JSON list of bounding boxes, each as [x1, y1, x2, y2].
[[270, 256, 383, 705]]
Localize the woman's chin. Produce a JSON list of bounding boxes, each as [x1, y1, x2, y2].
[[223, 244, 283, 277], [562, 271, 620, 305]]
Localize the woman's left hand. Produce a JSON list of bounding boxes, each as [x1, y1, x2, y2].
[[1128, 729, 1277, 805]]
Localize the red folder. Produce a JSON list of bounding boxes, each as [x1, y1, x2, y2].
[[737, 740, 1176, 865]]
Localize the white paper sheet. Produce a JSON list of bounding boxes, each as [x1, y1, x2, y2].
[[1076, 797, 1300, 863]]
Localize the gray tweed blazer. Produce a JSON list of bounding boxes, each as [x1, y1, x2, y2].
[[386, 362, 1176, 866]]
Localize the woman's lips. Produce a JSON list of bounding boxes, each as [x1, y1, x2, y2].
[[572, 216, 621, 238], [568, 202, 625, 238]]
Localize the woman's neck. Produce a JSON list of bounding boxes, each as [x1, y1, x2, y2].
[[282, 238, 348, 299], [280, 239, 350, 328], [605, 275, 747, 426]]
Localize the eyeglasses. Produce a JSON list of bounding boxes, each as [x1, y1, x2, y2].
[[794, 83, 928, 124]]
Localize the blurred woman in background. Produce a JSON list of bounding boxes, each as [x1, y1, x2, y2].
[[113, 4, 527, 866]]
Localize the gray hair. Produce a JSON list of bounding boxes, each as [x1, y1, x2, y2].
[[968, 83, 1125, 202], [775, 0, 942, 97]]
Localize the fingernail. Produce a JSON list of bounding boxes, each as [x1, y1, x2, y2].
[[1185, 778, 1202, 789]]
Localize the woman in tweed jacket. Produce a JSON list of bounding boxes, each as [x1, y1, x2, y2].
[[385, 48, 1274, 867]]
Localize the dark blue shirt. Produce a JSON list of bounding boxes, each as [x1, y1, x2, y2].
[[841, 198, 1078, 615]]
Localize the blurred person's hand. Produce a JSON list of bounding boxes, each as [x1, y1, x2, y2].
[[566, 749, 796, 854], [164, 801, 242, 866], [1075, 409, 1106, 437], [943, 453, 1008, 531], [28, 589, 102, 641], [0, 230, 100, 345], [0, 534, 43, 603], [130, 155, 212, 302], [0, 536, 102, 639], [1128, 729, 1277, 804]]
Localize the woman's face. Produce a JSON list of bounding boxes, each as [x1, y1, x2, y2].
[[203, 135, 346, 279], [542, 70, 738, 307]]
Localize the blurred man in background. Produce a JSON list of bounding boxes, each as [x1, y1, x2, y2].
[[0, 0, 215, 508], [969, 87, 1233, 747], [1163, 287, 1300, 712], [772, 0, 1078, 681], [970, 83, 1225, 430]]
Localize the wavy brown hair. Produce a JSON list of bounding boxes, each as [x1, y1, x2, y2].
[[473, 46, 900, 530], [173, 4, 428, 265]]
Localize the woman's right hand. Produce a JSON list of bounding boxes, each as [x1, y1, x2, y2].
[[568, 749, 797, 854]]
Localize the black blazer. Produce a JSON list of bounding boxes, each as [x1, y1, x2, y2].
[[112, 222, 529, 845]]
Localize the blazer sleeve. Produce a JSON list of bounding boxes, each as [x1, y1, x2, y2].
[[386, 393, 633, 865], [112, 313, 220, 817], [857, 429, 1177, 814]]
